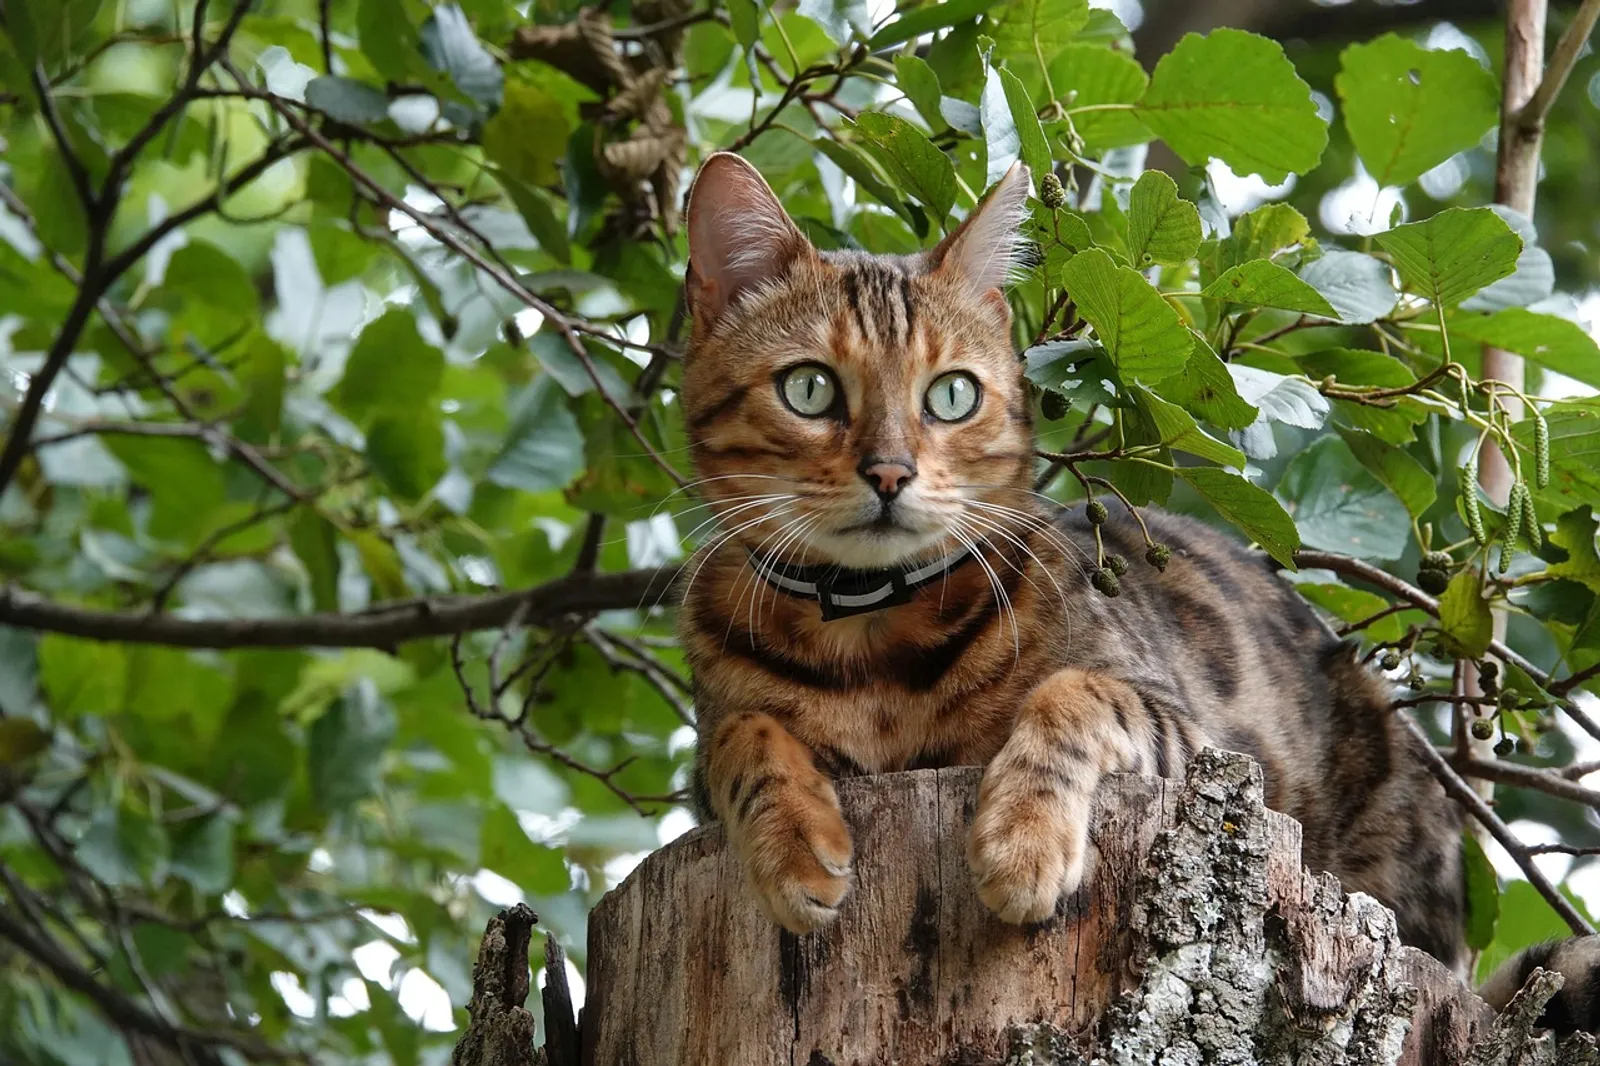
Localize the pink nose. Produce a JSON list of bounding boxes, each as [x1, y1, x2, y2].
[[859, 458, 916, 498]]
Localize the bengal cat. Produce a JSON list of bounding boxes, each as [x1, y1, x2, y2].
[[675, 151, 1598, 1028]]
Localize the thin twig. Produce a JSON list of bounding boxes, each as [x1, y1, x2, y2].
[[1516, 0, 1600, 134], [1399, 716, 1594, 937], [227, 67, 686, 485]]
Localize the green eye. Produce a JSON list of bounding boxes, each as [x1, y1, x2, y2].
[[779, 364, 839, 417], [925, 371, 981, 422]]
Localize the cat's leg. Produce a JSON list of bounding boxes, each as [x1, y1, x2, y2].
[[704, 710, 854, 934], [969, 668, 1154, 924]]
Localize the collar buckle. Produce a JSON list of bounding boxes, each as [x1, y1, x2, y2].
[[816, 568, 912, 622]]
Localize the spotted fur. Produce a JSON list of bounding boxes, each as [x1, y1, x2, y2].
[[675, 152, 1599, 1028]]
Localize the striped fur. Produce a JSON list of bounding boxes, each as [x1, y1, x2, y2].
[[678, 154, 1484, 996]]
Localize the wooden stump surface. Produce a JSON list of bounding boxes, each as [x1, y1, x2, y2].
[[581, 756, 1497, 1065]]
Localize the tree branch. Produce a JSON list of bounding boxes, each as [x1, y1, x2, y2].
[[29, 65, 96, 212], [1516, 0, 1600, 134], [1399, 716, 1595, 937], [0, 903, 296, 1063], [0, 567, 682, 650]]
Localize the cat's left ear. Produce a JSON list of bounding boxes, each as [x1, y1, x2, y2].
[[685, 152, 813, 329], [927, 163, 1031, 309]]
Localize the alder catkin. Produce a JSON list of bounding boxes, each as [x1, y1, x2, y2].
[[1499, 482, 1526, 574], [1534, 412, 1550, 490], [1520, 484, 1542, 549], [1462, 453, 1487, 545]]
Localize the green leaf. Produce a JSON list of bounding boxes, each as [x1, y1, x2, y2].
[[1374, 207, 1522, 309], [1050, 45, 1150, 151], [1477, 881, 1594, 984], [1293, 582, 1409, 643], [1461, 832, 1499, 953], [308, 222, 375, 287], [1548, 507, 1600, 593], [814, 137, 924, 230], [0, 718, 50, 764], [1438, 570, 1493, 658], [487, 378, 586, 493], [1336, 428, 1436, 520], [1059, 248, 1191, 383], [158, 242, 260, 348], [1449, 309, 1600, 392], [123, 647, 233, 738], [1202, 261, 1337, 318], [895, 56, 946, 131], [1336, 34, 1499, 189], [483, 83, 570, 186], [39, 636, 126, 718], [1299, 250, 1397, 325], [369, 413, 447, 502], [1126, 171, 1201, 267], [1128, 387, 1245, 469], [798, 0, 871, 44], [308, 683, 397, 812], [358, 0, 421, 83], [1298, 348, 1428, 444], [727, 0, 764, 49], [984, 0, 1089, 62], [480, 804, 570, 894], [493, 168, 572, 264], [1277, 436, 1410, 561], [106, 437, 227, 545], [290, 512, 342, 613], [1178, 467, 1301, 568], [10, 0, 103, 69], [334, 309, 444, 425], [852, 112, 958, 221], [1462, 207, 1554, 312], [419, 3, 503, 111], [1226, 204, 1311, 267], [1515, 402, 1600, 512], [170, 815, 235, 896], [1134, 29, 1327, 183], [304, 76, 391, 124], [867, 0, 996, 51], [78, 805, 168, 889], [993, 67, 1052, 186], [1156, 337, 1258, 431]]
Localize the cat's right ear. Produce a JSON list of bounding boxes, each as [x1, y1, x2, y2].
[[686, 152, 810, 327]]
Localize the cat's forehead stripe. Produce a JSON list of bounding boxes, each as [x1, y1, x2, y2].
[[835, 259, 917, 349]]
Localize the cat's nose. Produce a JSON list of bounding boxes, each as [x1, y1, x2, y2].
[[858, 457, 917, 499]]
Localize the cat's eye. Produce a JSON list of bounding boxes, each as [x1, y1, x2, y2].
[[778, 364, 839, 417], [925, 371, 981, 422]]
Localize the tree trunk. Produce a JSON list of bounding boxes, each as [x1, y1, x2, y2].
[[457, 750, 1587, 1065]]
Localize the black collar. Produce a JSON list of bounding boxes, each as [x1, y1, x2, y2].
[[745, 546, 975, 621]]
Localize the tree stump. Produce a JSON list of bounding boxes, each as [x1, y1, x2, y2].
[[579, 750, 1506, 1065]]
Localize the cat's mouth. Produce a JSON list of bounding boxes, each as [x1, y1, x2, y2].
[[839, 500, 919, 536]]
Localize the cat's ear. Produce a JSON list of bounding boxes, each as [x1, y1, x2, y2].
[[686, 152, 811, 326], [927, 163, 1031, 304]]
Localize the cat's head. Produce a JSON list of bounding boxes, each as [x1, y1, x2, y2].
[[681, 151, 1035, 571]]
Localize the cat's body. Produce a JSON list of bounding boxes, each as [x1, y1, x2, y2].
[[684, 499, 1466, 965], [676, 151, 1594, 1028]]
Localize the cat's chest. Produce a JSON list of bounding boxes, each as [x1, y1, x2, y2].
[[783, 668, 1030, 773]]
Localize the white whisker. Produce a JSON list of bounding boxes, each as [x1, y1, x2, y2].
[[945, 522, 1020, 666]]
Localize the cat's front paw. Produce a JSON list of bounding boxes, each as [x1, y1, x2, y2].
[[733, 776, 854, 934], [968, 770, 1091, 925]]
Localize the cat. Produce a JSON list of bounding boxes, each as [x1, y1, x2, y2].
[[674, 150, 1598, 1029]]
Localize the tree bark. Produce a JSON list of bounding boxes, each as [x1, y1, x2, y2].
[[579, 750, 1511, 1065], [454, 751, 1596, 1065]]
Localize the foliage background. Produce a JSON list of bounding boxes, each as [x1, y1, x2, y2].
[[3, 0, 1600, 1062]]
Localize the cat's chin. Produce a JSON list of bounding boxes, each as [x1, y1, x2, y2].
[[802, 527, 956, 571]]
